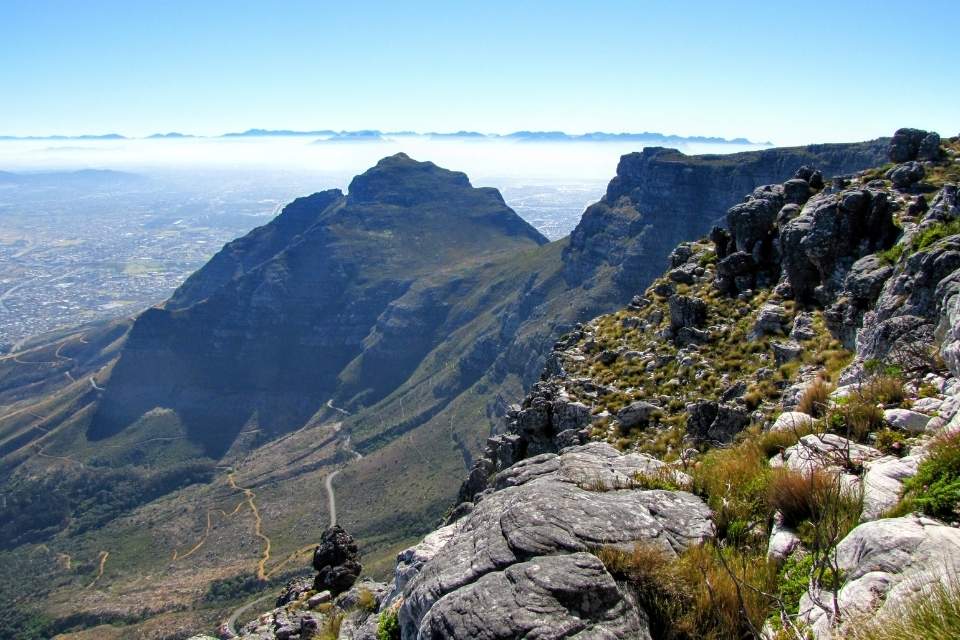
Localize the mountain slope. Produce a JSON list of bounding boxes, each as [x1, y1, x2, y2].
[[0, 141, 890, 639], [228, 130, 960, 640], [91, 154, 547, 456]]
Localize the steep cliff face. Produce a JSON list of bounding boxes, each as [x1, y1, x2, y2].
[[563, 139, 889, 296]]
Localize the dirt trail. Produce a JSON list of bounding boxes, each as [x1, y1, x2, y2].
[[36, 444, 85, 468], [228, 472, 272, 580], [326, 399, 351, 416], [87, 551, 109, 588], [172, 494, 247, 562], [176, 509, 227, 560], [6, 331, 84, 366]]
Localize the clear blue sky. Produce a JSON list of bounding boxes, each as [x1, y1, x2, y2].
[[2, 0, 958, 145]]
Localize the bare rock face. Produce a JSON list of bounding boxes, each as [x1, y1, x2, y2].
[[454, 380, 596, 505], [886, 160, 925, 188], [727, 184, 784, 256], [399, 442, 713, 640], [616, 400, 661, 429], [780, 188, 899, 303], [889, 127, 941, 163], [313, 525, 361, 595], [668, 294, 708, 331], [416, 553, 644, 640], [753, 303, 789, 337], [860, 454, 923, 521], [563, 141, 888, 295], [686, 400, 750, 444], [800, 516, 960, 639]]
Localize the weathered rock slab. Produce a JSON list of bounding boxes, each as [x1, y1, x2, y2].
[[399, 442, 712, 639]]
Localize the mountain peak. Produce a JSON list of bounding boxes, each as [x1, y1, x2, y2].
[[347, 153, 471, 206]]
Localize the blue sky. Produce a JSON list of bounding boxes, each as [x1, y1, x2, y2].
[[2, 0, 958, 145]]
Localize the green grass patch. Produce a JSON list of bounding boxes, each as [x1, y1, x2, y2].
[[893, 430, 960, 519]]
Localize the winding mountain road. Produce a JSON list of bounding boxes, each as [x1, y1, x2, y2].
[[225, 592, 275, 637], [324, 435, 363, 527], [326, 399, 351, 416]]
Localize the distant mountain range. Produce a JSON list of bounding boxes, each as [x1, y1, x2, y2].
[[0, 128, 773, 145], [0, 133, 127, 141]]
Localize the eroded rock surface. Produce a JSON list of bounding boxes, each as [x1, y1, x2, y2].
[[400, 442, 713, 639], [800, 516, 960, 639]]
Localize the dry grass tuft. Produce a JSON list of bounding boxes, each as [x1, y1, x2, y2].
[[596, 542, 777, 640], [767, 468, 835, 527], [797, 378, 833, 418]]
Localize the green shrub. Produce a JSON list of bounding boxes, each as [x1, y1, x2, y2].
[[797, 378, 833, 418], [896, 431, 960, 519], [865, 373, 907, 405], [356, 588, 377, 612], [773, 553, 843, 622], [676, 544, 777, 640], [877, 242, 905, 266], [596, 543, 777, 640], [692, 441, 769, 541], [595, 543, 691, 638], [757, 422, 819, 459], [914, 219, 960, 252], [631, 467, 684, 491], [318, 612, 344, 640], [827, 397, 885, 443], [874, 428, 906, 456], [767, 469, 837, 527], [377, 609, 401, 640]]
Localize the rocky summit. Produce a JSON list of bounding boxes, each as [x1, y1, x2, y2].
[[0, 139, 902, 638], [208, 129, 960, 640]]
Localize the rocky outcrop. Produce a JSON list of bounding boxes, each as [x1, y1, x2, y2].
[[401, 442, 713, 639], [800, 516, 960, 639], [313, 525, 362, 595], [685, 400, 750, 444], [455, 380, 594, 504], [780, 187, 900, 303], [563, 140, 888, 295], [889, 127, 941, 163], [228, 577, 387, 640]]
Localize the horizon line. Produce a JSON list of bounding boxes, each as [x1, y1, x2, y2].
[[0, 128, 775, 146]]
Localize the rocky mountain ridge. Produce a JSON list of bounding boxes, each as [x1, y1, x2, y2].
[[215, 129, 960, 640], [0, 138, 891, 639]]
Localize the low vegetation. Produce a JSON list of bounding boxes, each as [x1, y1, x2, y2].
[[0, 459, 216, 549], [893, 430, 960, 519], [377, 609, 401, 640], [596, 542, 777, 640], [317, 612, 344, 640], [797, 377, 833, 417]]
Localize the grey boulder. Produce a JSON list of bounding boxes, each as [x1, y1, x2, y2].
[[399, 442, 713, 639], [800, 516, 960, 639]]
